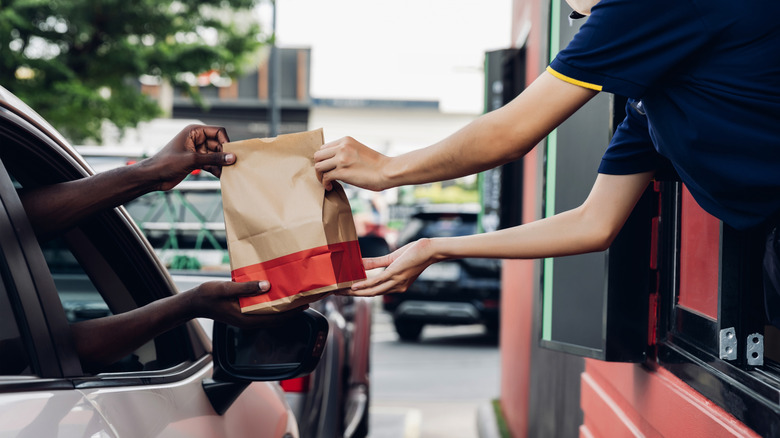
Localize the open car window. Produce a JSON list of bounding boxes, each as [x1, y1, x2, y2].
[[0, 254, 33, 376], [0, 113, 202, 376]]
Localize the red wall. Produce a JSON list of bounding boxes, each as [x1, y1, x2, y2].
[[499, 1, 547, 437], [581, 360, 760, 438]]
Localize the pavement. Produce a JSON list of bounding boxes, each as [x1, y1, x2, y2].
[[476, 401, 501, 438], [368, 303, 503, 438]]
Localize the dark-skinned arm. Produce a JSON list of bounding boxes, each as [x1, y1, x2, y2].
[[19, 125, 234, 241], [70, 280, 307, 373]]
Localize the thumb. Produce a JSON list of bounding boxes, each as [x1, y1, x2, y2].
[[194, 152, 236, 169], [231, 280, 270, 297]]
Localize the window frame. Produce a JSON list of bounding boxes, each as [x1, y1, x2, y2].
[[655, 181, 780, 436]]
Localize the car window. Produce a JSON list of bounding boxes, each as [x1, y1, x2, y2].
[[123, 181, 229, 273], [15, 179, 171, 373], [0, 263, 32, 376], [0, 126, 197, 376]]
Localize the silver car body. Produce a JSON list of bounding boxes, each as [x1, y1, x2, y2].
[[0, 86, 298, 438]]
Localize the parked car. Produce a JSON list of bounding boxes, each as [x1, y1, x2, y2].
[[79, 153, 373, 438], [382, 204, 502, 341], [0, 86, 314, 437]]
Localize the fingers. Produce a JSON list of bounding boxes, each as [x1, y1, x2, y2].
[[314, 138, 356, 191], [363, 255, 392, 270], [185, 125, 229, 152], [349, 267, 406, 296], [184, 126, 234, 179], [313, 144, 338, 164], [349, 276, 400, 297], [314, 149, 337, 191], [201, 125, 230, 146]]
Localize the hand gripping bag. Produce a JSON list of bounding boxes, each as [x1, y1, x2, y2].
[[221, 129, 366, 314]]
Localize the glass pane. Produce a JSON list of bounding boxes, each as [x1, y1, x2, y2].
[[41, 236, 159, 373], [123, 182, 229, 273], [678, 186, 720, 320], [40, 237, 112, 323], [0, 276, 32, 376]]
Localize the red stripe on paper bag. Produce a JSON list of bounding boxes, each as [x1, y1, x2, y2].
[[233, 240, 366, 309]]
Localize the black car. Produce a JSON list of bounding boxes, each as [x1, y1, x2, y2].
[[382, 204, 501, 341]]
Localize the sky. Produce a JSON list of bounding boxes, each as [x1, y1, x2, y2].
[[260, 0, 513, 114]]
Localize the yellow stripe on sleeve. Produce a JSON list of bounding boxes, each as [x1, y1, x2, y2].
[[546, 66, 603, 91]]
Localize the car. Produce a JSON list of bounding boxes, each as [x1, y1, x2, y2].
[[0, 86, 314, 437], [79, 152, 373, 438], [381, 204, 502, 341]]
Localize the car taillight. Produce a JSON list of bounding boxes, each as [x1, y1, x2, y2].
[[280, 375, 310, 393], [482, 299, 499, 309]]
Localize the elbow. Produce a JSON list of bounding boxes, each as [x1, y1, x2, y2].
[[574, 208, 622, 253], [589, 230, 617, 252]]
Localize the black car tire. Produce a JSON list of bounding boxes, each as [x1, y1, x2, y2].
[[394, 320, 423, 342]]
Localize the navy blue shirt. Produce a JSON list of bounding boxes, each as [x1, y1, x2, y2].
[[549, 0, 780, 230]]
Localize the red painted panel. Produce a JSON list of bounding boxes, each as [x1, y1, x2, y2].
[[500, 258, 534, 438], [500, 1, 544, 437], [582, 360, 761, 438], [499, 148, 539, 438], [678, 185, 720, 320]]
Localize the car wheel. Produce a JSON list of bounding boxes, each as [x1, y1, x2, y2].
[[394, 320, 423, 342]]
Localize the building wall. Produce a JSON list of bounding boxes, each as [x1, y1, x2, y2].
[[581, 360, 760, 438], [308, 105, 478, 158], [499, 1, 549, 437]]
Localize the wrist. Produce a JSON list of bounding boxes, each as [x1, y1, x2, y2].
[[381, 155, 405, 190], [175, 288, 202, 321], [424, 237, 448, 263], [428, 237, 457, 263], [135, 157, 169, 193]]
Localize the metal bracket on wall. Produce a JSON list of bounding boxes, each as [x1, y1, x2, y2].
[[719, 327, 737, 360], [747, 333, 764, 366]]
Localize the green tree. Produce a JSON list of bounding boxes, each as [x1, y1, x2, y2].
[[1, 0, 265, 143]]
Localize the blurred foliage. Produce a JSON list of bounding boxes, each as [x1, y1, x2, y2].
[[412, 180, 479, 204], [0, 0, 265, 143]]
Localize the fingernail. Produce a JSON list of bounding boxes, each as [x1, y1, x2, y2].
[[224, 153, 235, 163], [258, 281, 270, 291]]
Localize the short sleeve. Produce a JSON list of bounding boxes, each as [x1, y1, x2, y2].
[[598, 100, 664, 175], [549, 0, 712, 98]]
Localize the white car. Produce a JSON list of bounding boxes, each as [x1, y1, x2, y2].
[[0, 86, 325, 437]]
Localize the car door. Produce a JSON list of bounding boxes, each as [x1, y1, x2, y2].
[[0, 101, 297, 437]]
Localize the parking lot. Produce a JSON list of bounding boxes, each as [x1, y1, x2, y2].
[[368, 304, 500, 438]]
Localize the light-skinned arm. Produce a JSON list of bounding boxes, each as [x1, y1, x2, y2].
[[345, 171, 654, 296], [314, 71, 598, 191]]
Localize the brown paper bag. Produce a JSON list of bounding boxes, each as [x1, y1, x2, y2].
[[220, 129, 366, 314]]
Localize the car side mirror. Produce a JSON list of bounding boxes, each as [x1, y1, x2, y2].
[[204, 308, 329, 415], [212, 307, 329, 381]]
